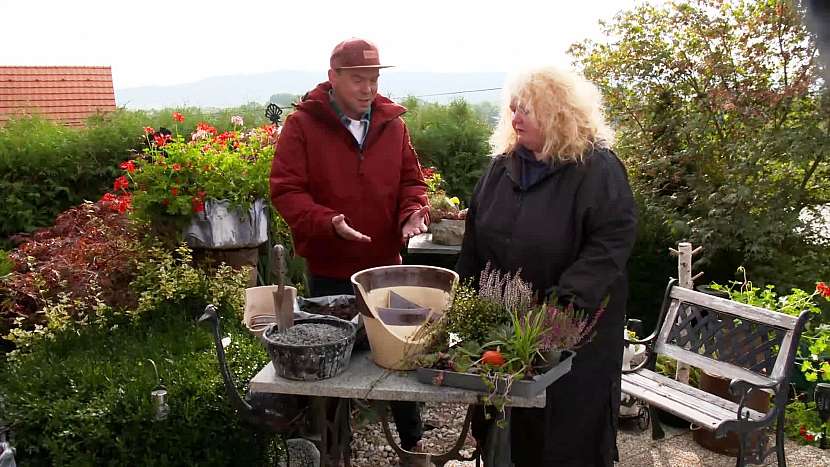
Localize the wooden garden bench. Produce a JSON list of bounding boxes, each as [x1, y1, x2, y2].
[[622, 279, 810, 466]]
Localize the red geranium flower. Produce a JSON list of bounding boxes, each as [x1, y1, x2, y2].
[[191, 197, 205, 213], [197, 122, 217, 135], [805, 433, 815, 442], [172, 112, 185, 123], [421, 167, 435, 178], [113, 176, 129, 192], [101, 192, 117, 203], [170, 187, 179, 196], [800, 425, 807, 436], [153, 134, 168, 147], [144, 126, 154, 134], [172, 163, 182, 172], [161, 198, 170, 207], [115, 193, 131, 214], [120, 160, 136, 173], [817, 282, 830, 299]]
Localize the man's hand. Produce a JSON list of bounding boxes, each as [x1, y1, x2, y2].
[[402, 206, 430, 240], [332, 214, 371, 242]]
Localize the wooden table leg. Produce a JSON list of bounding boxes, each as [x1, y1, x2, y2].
[[373, 402, 479, 467]]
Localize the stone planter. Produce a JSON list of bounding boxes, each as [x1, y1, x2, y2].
[[430, 219, 465, 246], [183, 198, 268, 250], [262, 317, 356, 381]]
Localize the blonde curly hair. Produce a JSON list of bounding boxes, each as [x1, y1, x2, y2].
[[490, 66, 614, 163]]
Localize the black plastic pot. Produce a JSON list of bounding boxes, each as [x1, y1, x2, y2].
[[263, 317, 356, 381]]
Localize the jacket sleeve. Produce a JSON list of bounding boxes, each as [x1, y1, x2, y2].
[[270, 115, 339, 241], [397, 123, 429, 229], [554, 153, 638, 311]]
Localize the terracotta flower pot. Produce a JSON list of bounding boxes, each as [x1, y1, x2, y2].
[[351, 265, 458, 370]]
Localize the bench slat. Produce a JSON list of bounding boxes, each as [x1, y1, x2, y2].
[[622, 370, 766, 431], [670, 287, 798, 329], [656, 344, 776, 387]]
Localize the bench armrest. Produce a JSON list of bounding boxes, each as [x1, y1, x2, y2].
[[729, 378, 780, 420]]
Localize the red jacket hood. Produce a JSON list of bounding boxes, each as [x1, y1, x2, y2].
[[296, 81, 407, 126]]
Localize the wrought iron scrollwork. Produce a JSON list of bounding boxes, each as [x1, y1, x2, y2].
[[265, 103, 283, 126]]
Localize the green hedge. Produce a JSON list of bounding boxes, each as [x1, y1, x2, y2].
[[0, 112, 146, 244], [0, 307, 275, 466]]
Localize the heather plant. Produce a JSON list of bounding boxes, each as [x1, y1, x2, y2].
[[540, 299, 606, 352], [477, 263, 535, 316]]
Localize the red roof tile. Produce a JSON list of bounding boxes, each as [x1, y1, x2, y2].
[[0, 66, 116, 127]]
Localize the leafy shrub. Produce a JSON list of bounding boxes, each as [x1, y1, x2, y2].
[[444, 279, 508, 344], [0, 307, 275, 466], [0, 250, 11, 277], [130, 243, 249, 320], [402, 98, 491, 203], [1, 201, 139, 346]]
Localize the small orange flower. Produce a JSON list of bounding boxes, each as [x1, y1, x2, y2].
[[172, 163, 182, 172]]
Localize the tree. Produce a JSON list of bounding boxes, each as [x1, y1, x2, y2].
[[402, 98, 492, 204], [570, 0, 829, 288]]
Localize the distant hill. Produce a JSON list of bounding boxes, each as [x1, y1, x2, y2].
[[115, 70, 507, 109]]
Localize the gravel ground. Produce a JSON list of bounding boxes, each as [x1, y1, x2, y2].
[[348, 403, 830, 467]]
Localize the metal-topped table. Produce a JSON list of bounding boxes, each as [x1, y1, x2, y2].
[[250, 350, 545, 466], [406, 233, 462, 256]]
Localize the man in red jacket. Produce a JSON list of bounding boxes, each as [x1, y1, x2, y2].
[[270, 38, 429, 456]]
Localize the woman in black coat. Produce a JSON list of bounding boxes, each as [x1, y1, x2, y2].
[[456, 66, 638, 467]]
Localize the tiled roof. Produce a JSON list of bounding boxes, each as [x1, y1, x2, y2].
[[0, 66, 117, 127]]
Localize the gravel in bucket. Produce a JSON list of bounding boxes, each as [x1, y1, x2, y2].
[[267, 323, 351, 346]]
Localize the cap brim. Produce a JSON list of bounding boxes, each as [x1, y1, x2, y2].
[[335, 65, 395, 70]]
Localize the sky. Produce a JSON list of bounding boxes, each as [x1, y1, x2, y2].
[[0, 0, 661, 90]]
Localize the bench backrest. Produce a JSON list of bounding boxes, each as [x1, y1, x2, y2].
[[654, 284, 810, 388]]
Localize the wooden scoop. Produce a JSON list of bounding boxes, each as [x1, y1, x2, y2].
[[271, 244, 293, 331]]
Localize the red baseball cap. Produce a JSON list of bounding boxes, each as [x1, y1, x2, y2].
[[330, 38, 394, 70]]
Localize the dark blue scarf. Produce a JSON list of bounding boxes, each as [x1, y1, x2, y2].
[[516, 145, 550, 191]]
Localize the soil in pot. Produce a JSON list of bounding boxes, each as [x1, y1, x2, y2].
[[263, 318, 356, 381], [267, 323, 351, 346], [692, 370, 770, 457]]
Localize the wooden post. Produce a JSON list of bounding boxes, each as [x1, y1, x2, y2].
[[675, 242, 694, 384]]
